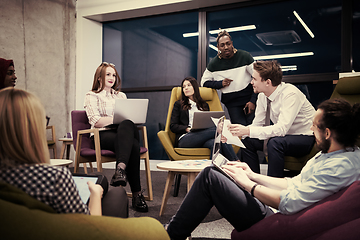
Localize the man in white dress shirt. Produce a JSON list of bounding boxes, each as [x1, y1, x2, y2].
[[228, 60, 315, 177]]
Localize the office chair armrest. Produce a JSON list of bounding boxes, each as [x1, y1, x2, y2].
[[77, 128, 98, 135]]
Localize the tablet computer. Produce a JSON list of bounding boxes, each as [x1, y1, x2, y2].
[[72, 173, 103, 204]]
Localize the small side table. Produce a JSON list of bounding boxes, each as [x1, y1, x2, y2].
[[157, 159, 212, 216], [59, 138, 73, 159], [50, 159, 73, 167]]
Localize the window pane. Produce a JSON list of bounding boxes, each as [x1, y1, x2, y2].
[[103, 12, 198, 159], [353, 0, 360, 72], [103, 11, 198, 88], [207, 0, 342, 75]]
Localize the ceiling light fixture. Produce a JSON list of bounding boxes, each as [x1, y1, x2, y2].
[[209, 44, 218, 52], [183, 25, 256, 38], [208, 45, 313, 61], [253, 52, 314, 60], [293, 11, 315, 38], [281, 65, 297, 71]]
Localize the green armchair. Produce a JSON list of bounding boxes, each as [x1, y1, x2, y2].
[[330, 75, 360, 146], [0, 182, 169, 240]]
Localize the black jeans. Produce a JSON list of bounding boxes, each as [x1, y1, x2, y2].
[[227, 104, 255, 125], [167, 166, 273, 240], [241, 135, 315, 177], [99, 120, 141, 193]]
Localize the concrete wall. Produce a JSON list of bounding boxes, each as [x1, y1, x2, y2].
[[0, 0, 76, 158]]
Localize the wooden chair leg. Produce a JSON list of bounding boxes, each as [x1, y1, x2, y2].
[[173, 174, 181, 197], [143, 153, 153, 201], [83, 163, 88, 174]]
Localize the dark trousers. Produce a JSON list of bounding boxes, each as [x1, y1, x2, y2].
[[95, 174, 128, 218], [99, 120, 141, 193], [241, 135, 315, 177], [102, 187, 129, 218], [167, 166, 273, 240], [227, 104, 255, 125]]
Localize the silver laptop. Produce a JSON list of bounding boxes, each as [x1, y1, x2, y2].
[[107, 99, 149, 127], [191, 111, 225, 130], [211, 116, 245, 190]]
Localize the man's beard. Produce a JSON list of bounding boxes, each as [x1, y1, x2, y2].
[[318, 136, 331, 153]]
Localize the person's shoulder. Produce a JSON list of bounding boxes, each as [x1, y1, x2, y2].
[[22, 164, 70, 179], [279, 83, 298, 93], [113, 90, 127, 99], [235, 49, 254, 62], [207, 56, 221, 70], [85, 90, 99, 97], [235, 49, 253, 58]]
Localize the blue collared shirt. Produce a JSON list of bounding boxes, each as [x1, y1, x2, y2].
[[279, 147, 360, 215]]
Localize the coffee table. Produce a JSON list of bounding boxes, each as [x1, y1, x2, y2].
[[59, 138, 73, 159], [157, 159, 212, 216], [50, 159, 73, 167]]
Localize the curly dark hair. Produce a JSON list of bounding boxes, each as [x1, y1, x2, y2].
[[216, 30, 232, 44]]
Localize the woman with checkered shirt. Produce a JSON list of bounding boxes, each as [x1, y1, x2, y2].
[[0, 88, 123, 216]]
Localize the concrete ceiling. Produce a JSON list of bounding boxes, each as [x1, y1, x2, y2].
[[83, 0, 252, 22]]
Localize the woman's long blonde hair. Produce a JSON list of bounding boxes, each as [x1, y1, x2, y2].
[[0, 87, 50, 166]]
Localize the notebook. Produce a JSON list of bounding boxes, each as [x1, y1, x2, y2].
[[211, 116, 245, 190], [105, 99, 149, 128], [72, 173, 103, 204], [191, 111, 225, 130]]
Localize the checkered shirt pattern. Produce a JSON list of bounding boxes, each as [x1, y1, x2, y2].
[[0, 164, 89, 214]]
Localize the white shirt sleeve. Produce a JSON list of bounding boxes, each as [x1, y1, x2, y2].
[[201, 68, 214, 86], [249, 87, 306, 140]]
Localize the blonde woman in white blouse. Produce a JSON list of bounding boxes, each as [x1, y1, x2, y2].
[[84, 62, 148, 212]]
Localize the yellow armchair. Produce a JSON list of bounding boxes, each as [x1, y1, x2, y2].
[[157, 87, 223, 161], [157, 87, 223, 196]]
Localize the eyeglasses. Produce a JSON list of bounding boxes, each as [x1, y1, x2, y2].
[[101, 62, 115, 67]]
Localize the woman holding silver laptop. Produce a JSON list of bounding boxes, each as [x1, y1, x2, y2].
[[84, 62, 148, 212], [170, 76, 237, 160]]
